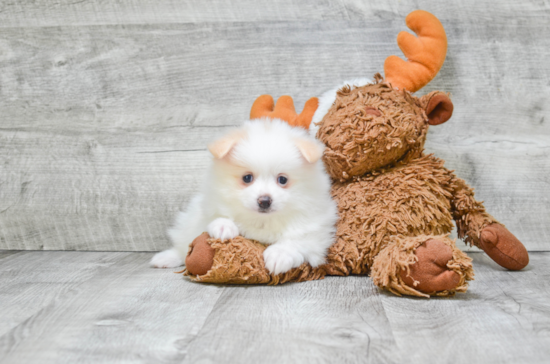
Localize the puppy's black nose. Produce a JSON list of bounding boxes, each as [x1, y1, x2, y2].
[[257, 195, 272, 210]]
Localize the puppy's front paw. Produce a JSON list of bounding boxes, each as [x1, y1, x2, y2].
[[207, 218, 239, 241], [150, 249, 183, 268], [263, 244, 304, 275]]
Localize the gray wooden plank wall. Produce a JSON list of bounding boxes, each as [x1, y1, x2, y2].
[[0, 1, 549, 251]]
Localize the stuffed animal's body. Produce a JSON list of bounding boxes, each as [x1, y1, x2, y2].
[[182, 11, 529, 297]]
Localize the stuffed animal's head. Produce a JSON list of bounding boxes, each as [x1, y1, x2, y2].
[[316, 10, 454, 181]]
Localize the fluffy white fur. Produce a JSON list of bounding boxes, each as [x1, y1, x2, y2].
[[151, 118, 338, 275]]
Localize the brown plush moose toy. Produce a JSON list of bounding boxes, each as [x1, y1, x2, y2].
[[183, 10, 529, 297]]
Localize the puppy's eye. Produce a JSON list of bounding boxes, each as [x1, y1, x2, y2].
[[277, 175, 288, 186], [242, 174, 254, 184]]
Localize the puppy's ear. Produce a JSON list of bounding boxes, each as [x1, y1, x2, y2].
[[294, 138, 324, 164], [208, 131, 244, 159]]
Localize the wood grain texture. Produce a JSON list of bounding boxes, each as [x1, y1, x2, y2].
[[0, 251, 548, 363], [0, 1, 548, 26], [184, 277, 401, 364], [380, 253, 550, 364], [0, 251, 131, 337], [0, 251, 224, 363], [0, 1, 548, 251], [0, 0, 349, 26]]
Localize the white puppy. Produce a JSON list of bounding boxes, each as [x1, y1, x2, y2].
[[150, 118, 338, 275]]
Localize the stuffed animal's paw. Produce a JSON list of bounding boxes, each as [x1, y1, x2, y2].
[[207, 218, 239, 241], [479, 224, 529, 270], [399, 239, 460, 294], [263, 244, 304, 275], [185, 233, 215, 276]]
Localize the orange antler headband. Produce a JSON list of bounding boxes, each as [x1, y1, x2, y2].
[[384, 10, 447, 92], [250, 95, 318, 129]]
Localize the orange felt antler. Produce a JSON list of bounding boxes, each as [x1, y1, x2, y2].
[[250, 95, 319, 129], [384, 10, 447, 92]]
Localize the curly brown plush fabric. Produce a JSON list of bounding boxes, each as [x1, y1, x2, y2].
[[371, 235, 473, 298], [184, 74, 529, 297], [317, 75, 428, 182], [182, 10, 529, 297], [330, 153, 456, 273], [185, 236, 328, 285]]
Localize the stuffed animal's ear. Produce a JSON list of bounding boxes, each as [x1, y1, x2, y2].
[[422, 92, 454, 125], [294, 138, 324, 164], [208, 131, 244, 159]]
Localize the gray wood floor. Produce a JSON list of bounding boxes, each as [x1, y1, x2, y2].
[[0, 251, 549, 364], [1, 0, 549, 251]]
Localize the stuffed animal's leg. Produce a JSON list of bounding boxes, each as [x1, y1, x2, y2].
[[184, 233, 327, 285], [370, 235, 474, 298], [450, 176, 529, 270]]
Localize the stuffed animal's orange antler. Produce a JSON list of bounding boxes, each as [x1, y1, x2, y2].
[[250, 95, 318, 129], [384, 10, 447, 92]]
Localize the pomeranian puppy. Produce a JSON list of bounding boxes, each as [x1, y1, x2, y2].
[[150, 118, 338, 274]]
